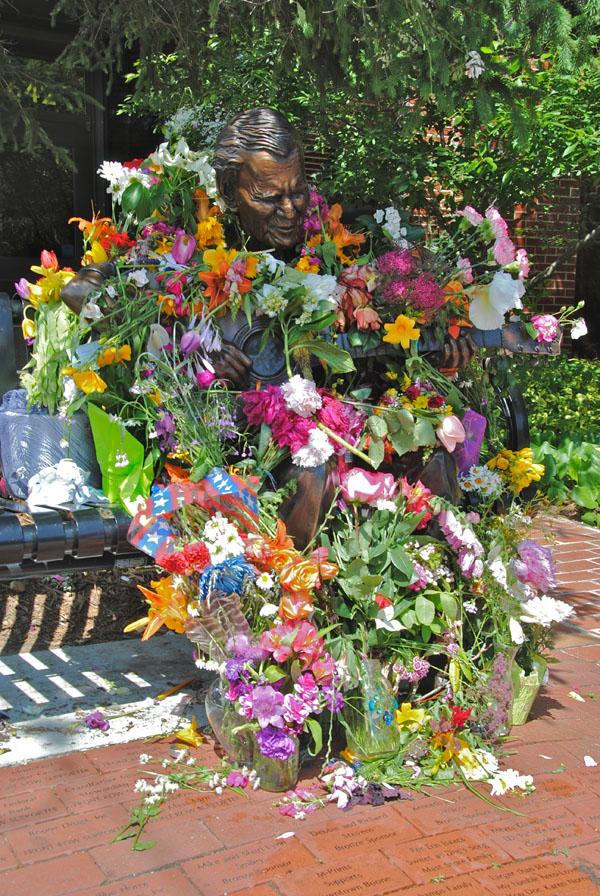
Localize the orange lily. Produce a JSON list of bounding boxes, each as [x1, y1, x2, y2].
[[124, 576, 188, 640], [327, 203, 365, 264]]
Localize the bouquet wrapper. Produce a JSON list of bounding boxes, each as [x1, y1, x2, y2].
[[510, 656, 547, 726], [87, 404, 153, 514], [453, 409, 487, 475]]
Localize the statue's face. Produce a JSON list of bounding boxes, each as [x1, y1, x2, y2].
[[233, 150, 308, 250]]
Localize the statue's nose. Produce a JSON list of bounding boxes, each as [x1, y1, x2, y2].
[[279, 197, 296, 218]]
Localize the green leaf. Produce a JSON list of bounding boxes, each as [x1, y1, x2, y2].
[[263, 664, 287, 682], [389, 428, 414, 457], [133, 840, 156, 851], [440, 592, 458, 620], [368, 436, 385, 468], [121, 181, 145, 214], [571, 486, 599, 510], [367, 415, 388, 438], [389, 546, 414, 578], [401, 609, 417, 629], [296, 339, 355, 373], [305, 717, 322, 756], [415, 594, 435, 626]]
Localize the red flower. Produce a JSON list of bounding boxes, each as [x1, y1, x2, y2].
[[450, 705, 472, 729], [182, 541, 211, 571], [40, 249, 59, 271], [156, 549, 189, 575], [374, 593, 393, 609], [123, 158, 145, 169]]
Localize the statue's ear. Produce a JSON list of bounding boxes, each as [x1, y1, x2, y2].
[[216, 171, 238, 211]]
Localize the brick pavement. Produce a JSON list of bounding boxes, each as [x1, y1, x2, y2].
[[1, 513, 599, 895]]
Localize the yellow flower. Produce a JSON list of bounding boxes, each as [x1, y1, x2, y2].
[[64, 367, 108, 395], [412, 395, 430, 410], [28, 269, 75, 307], [21, 318, 35, 340], [385, 370, 399, 381], [175, 715, 205, 748], [154, 237, 173, 255], [295, 256, 315, 273], [340, 746, 358, 764], [395, 703, 428, 732], [195, 216, 225, 250], [382, 314, 421, 349], [97, 344, 132, 367], [487, 448, 544, 494], [148, 390, 162, 405], [431, 730, 467, 771]]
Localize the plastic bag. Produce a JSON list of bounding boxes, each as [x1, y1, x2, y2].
[[0, 389, 100, 499]]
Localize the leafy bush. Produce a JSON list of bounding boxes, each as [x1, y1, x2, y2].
[[511, 356, 600, 522]]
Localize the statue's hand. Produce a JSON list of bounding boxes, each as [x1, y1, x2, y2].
[[60, 262, 116, 315], [211, 343, 252, 388], [438, 332, 477, 372]]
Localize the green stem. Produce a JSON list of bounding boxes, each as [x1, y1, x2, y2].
[[317, 423, 374, 468]]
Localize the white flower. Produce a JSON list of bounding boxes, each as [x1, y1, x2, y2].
[[375, 499, 397, 512], [202, 512, 245, 562], [374, 209, 385, 224], [465, 50, 485, 79], [489, 769, 534, 796], [584, 755, 598, 767], [80, 301, 103, 323], [256, 572, 274, 591], [145, 794, 161, 805], [259, 603, 279, 618], [291, 427, 334, 468], [97, 161, 154, 202], [256, 283, 289, 318], [571, 318, 588, 340], [127, 269, 149, 287], [138, 753, 152, 764], [509, 617, 526, 645], [298, 272, 341, 308], [134, 778, 149, 792], [460, 747, 499, 781], [258, 252, 286, 276], [467, 273, 525, 330], [520, 595, 575, 627], [281, 375, 322, 417], [374, 604, 407, 632], [146, 323, 171, 358]]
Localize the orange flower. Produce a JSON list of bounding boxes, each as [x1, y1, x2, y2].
[[69, 213, 112, 245], [124, 576, 188, 640], [197, 247, 238, 310], [194, 188, 222, 222], [196, 216, 225, 250], [327, 203, 366, 264], [97, 344, 132, 367], [279, 558, 321, 593], [278, 592, 314, 620]]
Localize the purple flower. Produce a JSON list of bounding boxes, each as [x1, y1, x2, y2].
[[14, 278, 30, 300], [255, 725, 297, 760], [196, 369, 216, 389], [171, 233, 196, 265], [251, 684, 285, 728], [224, 657, 247, 682], [180, 329, 202, 356], [155, 411, 177, 451], [321, 685, 345, 713], [84, 710, 109, 731], [513, 539, 557, 592]]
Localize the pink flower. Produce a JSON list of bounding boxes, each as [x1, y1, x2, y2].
[[436, 415, 466, 453], [317, 394, 363, 450], [376, 249, 414, 276], [225, 770, 249, 787], [531, 314, 559, 344], [196, 369, 216, 388], [271, 413, 315, 453], [485, 207, 509, 239], [457, 257, 474, 285], [242, 385, 285, 427], [516, 248, 530, 279], [340, 468, 397, 506], [310, 652, 337, 685], [283, 693, 312, 726], [250, 684, 285, 728], [493, 236, 516, 266], [259, 622, 296, 663], [180, 329, 202, 356], [409, 273, 446, 311], [513, 539, 557, 592], [171, 233, 196, 265], [457, 206, 483, 226]]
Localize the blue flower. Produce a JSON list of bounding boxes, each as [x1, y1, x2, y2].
[[383, 710, 393, 726], [198, 556, 256, 599]]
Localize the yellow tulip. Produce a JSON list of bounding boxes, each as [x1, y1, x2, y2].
[[21, 318, 35, 340]]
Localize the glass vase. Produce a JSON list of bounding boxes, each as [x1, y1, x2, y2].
[[343, 657, 401, 760], [252, 734, 300, 792], [205, 677, 254, 765]]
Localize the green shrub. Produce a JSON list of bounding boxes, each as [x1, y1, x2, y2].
[[511, 356, 600, 522]]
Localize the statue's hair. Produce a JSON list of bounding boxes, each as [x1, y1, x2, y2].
[[213, 107, 304, 205]]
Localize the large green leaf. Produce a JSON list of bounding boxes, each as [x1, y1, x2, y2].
[[415, 594, 436, 626], [296, 339, 355, 373]]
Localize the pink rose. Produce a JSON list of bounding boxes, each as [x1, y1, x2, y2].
[[436, 415, 466, 453], [340, 468, 397, 506]]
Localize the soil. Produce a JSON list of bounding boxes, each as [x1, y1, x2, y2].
[[0, 567, 156, 655]]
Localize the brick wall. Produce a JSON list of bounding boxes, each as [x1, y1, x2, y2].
[[513, 176, 580, 314]]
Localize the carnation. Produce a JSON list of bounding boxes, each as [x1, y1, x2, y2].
[[520, 595, 574, 627], [281, 375, 322, 418], [291, 427, 335, 468], [242, 385, 284, 427], [254, 725, 297, 760], [531, 314, 559, 344], [513, 539, 557, 592]]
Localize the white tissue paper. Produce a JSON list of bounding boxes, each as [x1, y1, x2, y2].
[[27, 458, 109, 511]]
